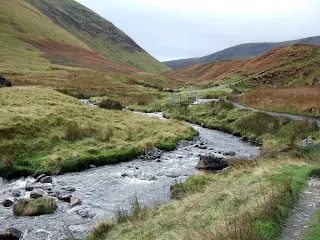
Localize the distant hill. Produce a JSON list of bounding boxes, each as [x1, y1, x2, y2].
[[163, 36, 320, 70], [165, 43, 320, 88], [0, 0, 169, 74]]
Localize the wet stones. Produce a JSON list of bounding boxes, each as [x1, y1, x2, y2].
[[11, 189, 21, 198], [0, 227, 22, 240], [139, 147, 163, 161], [197, 153, 229, 171]]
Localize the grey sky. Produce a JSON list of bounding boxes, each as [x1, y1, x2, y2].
[[75, 0, 320, 61]]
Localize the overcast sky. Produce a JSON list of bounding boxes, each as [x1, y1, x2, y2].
[[75, 0, 320, 61]]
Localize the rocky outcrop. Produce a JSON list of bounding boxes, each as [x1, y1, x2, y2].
[[0, 75, 12, 87], [197, 153, 229, 171], [0, 227, 22, 240]]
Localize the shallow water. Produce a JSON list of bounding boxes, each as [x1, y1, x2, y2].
[[0, 112, 259, 240]]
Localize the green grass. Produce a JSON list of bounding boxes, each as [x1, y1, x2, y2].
[[13, 197, 57, 216], [0, 87, 197, 179]]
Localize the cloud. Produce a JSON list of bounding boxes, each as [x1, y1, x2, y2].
[[76, 0, 320, 61]]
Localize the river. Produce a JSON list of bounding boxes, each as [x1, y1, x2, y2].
[[0, 112, 260, 240]]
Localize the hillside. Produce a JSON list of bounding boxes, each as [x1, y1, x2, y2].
[[0, 0, 169, 74], [27, 0, 169, 73], [163, 36, 320, 69], [165, 43, 320, 87]]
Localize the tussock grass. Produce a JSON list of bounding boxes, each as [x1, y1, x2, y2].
[[238, 88, 320, 116], [0, 87, 197, 178], [13, 197, 57, 216]]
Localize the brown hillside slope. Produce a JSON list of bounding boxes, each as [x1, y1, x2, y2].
[[165, 43, 319, 82]]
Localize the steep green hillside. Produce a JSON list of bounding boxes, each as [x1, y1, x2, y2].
[[164, 36, 320, 69], [28, 0, 170, 73]]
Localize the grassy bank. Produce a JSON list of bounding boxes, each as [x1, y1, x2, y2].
[[0, 87, 197, 179], [163, 100, 318, 149]]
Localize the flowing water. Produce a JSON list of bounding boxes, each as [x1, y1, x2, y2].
[[0, 111, 260, 240]]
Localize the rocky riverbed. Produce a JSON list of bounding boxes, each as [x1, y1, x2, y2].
[[0, 118, 260, 239]]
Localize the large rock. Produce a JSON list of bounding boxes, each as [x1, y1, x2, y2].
[[0, 75, 12, 87], [30, 189, 45, 199], [40, 176, 52, 184], [197, 153, 229, 171], [0, 227, 22, 240]]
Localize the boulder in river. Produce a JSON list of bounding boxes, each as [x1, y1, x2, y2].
[[40, 176, 53, 184], [197, 153, 229, 171], [58, 194, 72, 203], [35, 174, 46, 182], [70, 196, 82, 207], [0, 227, 22, 240], [2, 198, 14, 207], [30, 189, 45, 199], [224, 151, 236, 156]]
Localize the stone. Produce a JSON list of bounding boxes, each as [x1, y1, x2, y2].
[[25, 183, 53, 191], [62, 186, 76, 192], [89, 165, 97, 169], [40, 176, 52, 183], [197, 153, 229, 171], [2, 199, 14, 207], [58, 194, 72, 203], [224, 151, 236, 156], [30, 189, 45, 199], [0, 227, 22, 240], [11, 189, 21, 198], [0, 75, 12, 88], [76, 209, 95, 219], [70, 196, 82, 207], [35, 174, 46, 182], [300, 136, 316, 147]]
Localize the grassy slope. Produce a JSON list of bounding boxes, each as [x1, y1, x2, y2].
[[0, 87, 197, 179], [163, 36, 320, 70], [0, 0, 89, 73], [27, 0, 170, 73], [87, 101, 320, 240]]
